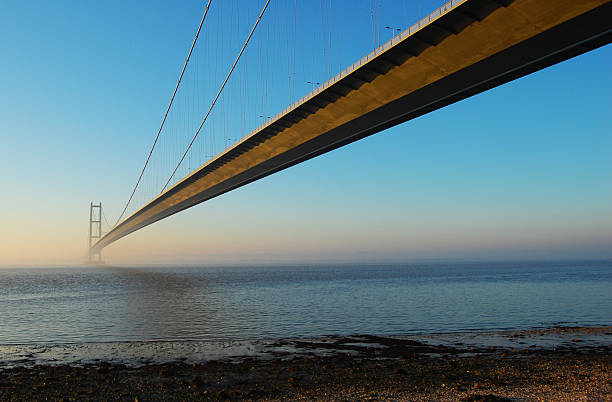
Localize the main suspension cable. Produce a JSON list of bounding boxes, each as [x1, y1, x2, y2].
[[114, 0, 213, 227], [160, 0, 271, 193]]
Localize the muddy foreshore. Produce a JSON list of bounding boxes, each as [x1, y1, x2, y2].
[[1, 326, 610, 401]]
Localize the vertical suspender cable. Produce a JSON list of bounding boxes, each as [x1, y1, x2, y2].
[[114, 0, 213, 227], [378, 0, 382, 47], [292, 0, 297, 102], [339, 0, 343, 73], [370, 0, 376, 49], [320, 0, 325, 77], [328, 0, 332, 77], [161, 0, 272, 193]]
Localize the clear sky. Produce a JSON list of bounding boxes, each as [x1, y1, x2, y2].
[[1, 1, 610, 267]]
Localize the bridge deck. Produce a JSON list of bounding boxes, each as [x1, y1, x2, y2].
[[94, 0, 611, 251]]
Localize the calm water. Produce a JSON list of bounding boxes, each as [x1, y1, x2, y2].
[[0, 261, 610, 345]]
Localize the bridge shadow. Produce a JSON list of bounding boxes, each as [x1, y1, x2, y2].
[[95, 265, 217, 341]]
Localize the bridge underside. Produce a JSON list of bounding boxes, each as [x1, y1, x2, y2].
[[94, 0, 611, 251]]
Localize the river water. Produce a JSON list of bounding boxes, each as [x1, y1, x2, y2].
[[1, 260, 610, 346]]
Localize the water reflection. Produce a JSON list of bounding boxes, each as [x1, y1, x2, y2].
[[97, 266, 216, 341]]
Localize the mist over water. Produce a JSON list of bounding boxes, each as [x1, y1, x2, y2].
[[0, 261, 610, 345]]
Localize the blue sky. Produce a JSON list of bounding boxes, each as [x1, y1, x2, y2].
[[0, 1, 610, 266]]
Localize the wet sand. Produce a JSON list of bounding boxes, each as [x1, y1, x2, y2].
[[1, 326, 610, 401]]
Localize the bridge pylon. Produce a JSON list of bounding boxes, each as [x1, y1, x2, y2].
[[88, 202, 103, 263]]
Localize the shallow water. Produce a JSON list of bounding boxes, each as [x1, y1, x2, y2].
[[0, 260, 611, 345], [2, 326, 610, 368]]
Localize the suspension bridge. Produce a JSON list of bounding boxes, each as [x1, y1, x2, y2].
[[88, 0, 611, 261]]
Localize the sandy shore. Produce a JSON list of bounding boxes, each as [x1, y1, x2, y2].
[[1, 326, 610, 401]]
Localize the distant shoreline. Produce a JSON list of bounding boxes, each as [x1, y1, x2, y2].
[[2, 257, 612, 270]]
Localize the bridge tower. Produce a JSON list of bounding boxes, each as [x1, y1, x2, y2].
[[88, 202, 103, 263]]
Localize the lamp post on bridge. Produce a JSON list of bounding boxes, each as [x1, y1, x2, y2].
[[259, 115, 271, 127], [306, 81, 320, 91], [385, 26, 402, 43]]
